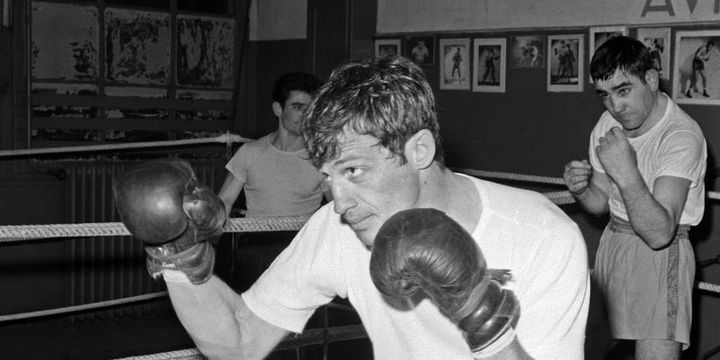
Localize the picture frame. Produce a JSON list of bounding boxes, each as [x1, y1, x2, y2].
[[374, 38, 401, 58], [439, 38, 471, 90], [473, 38, 506, 93], [547, 34, 584, 92], [404, 35, 435, 65], [510, 35, 544, 69], [589, 26, 628, 61], [674, 30, 720, 105], [636, 27, 671, 80]]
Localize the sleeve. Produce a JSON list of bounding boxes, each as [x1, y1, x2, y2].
[[657, 130, 707, 188], [241, 206, 347, 333], [588, 114, 611, 174], [515, 222, 590, 360], [225, 142, 255, 184]]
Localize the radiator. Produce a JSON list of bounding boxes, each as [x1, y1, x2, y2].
[[63, 159, 222, 322]]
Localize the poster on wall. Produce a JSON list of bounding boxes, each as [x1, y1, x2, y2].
[[105, 8, 170, 85], [510, 35, 544, 69], [177, 14, 235, 88], [589, 26, 628, 61], [31, 2, 98, 81], [404, 35, 435, 65], [375, 38, 401, 58], [547, 34, 584, 92], [473, 38, 506, 93], [439, 38, 470, 90], [636, 27, 671, 80], [674, 30, 720, 105]]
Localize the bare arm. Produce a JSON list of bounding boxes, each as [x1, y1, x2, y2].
[[596, 127, 689, 249], [563, 159, 610, 215], [165, 272, 289, 360], [485, 337, 533, 360], [218, 174, 245, 216], [617, 175, 689, 249]]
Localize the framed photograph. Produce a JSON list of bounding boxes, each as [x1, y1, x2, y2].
[[510, 35, 544, 68], [589, 26, 628, 60], [636, 27, 671, 80], [674, 30, 720, 105], [375, 38, 401, 58], [405, 35, 435, 65], [439, 38, 471, 90], [547, 34, 584, 92], [473, 38, 506, 93]]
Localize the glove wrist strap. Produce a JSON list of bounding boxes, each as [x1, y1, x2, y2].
[[145, 241, 215, 285]]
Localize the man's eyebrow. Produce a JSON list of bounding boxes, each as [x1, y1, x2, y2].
[[595, 81, 632, 95], [610, 81, 632, 91]]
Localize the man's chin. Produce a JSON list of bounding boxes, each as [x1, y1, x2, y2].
[[355, 228, 377, 248]]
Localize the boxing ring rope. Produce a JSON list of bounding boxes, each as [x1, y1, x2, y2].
[[0, 132, 252, 158], [2, 166, 720, 359]]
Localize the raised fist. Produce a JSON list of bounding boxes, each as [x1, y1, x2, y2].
[[370, 208, 520, 353]]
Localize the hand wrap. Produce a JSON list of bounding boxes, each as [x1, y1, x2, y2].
[[113, 160, 226, 284], [369, 208, 520, 352]]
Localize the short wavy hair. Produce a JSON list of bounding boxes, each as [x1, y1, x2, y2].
[[272, 72, 322, 106], [590, 36, 655, 83], [302, 56, 444, 168]]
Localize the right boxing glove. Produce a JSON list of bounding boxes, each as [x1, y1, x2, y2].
[[370, 208, 520, 354], [113, 160, 226, 284]]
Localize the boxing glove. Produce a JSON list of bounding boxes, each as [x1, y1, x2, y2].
[[113, 160, 226, 284], [369, 208, 520, 353]]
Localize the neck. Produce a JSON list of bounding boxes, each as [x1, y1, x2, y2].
[[628, 92, 667, 138], [270, 129, 305, 152], [417, 165, 480, 233]]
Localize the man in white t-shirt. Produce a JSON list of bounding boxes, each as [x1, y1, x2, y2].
[[116, 56, 590, 360], [563, 36, 707, 360], [217, 72, 326, 290]]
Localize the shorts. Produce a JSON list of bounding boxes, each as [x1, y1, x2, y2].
[[593, 217, 694, 348], [693, 59, 705, 71]]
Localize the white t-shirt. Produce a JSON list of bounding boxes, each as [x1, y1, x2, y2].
[[243, 176, 590, 360], [225, 134, 324, 217], [588, 93, 707, 225]]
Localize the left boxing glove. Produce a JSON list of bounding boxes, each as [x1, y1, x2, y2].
[[113, 160, 226, 284], [370, 208, 520, 355]]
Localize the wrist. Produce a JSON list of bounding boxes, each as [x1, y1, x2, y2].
[[146, 241, 215, 285]]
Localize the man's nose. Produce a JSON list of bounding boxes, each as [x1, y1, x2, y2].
[[331, 180, 355, 215], [610, 97, 624, 113]]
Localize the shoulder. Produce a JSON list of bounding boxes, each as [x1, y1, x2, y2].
[[660, 100, 706, 143]]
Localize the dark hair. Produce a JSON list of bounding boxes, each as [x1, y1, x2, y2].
[[302, 56, 444, 168], [272, 72, 322, 106], [590, 36, 655, 83]]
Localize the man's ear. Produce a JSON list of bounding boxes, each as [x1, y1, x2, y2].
[[645, 69, 659, 91], [405, 129, 436, 170], [272, 101, 283, 118]]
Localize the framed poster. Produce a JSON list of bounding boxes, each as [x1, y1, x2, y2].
[[405, 35, 435, 65], [589, 26, 628, 61], [636, 27, 671, 80], [375, 38, 401, 58], [674, 30, 720, 105], [439, 38, 470, 90], [547, 34, 584, 92], [473, 38, 506, 93], [510, 35, 544, 68]]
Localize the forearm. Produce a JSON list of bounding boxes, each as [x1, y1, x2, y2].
[[478, 332, 533, 360], [618, 179, 676, 249], [165, 273, 286, 360], [572, 183, 609, 215]]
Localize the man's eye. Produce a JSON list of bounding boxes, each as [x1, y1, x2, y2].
[[344, 167, 361, 178], [618, 88, 630, 96]]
